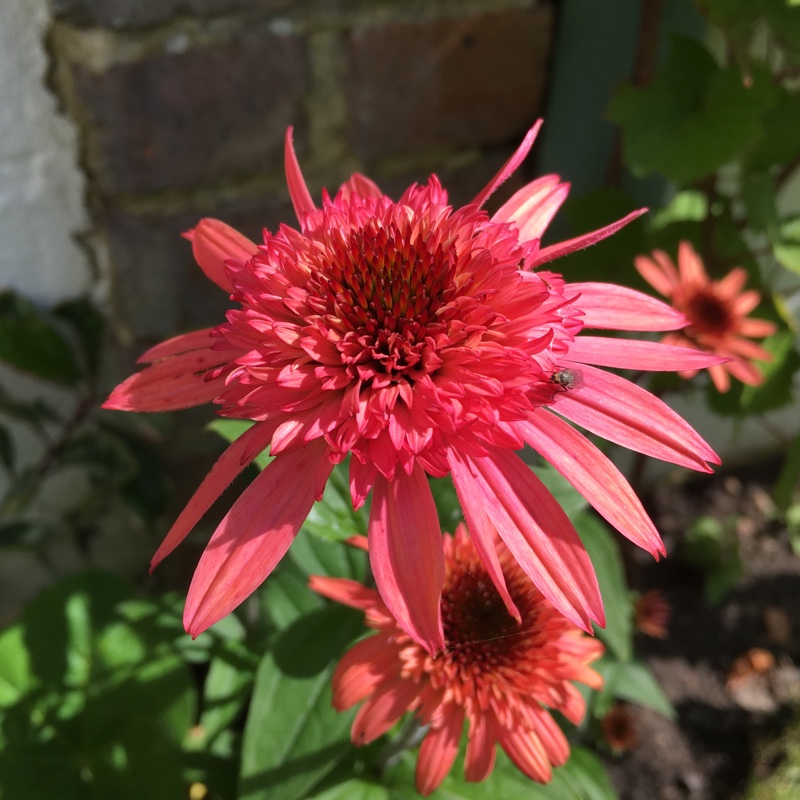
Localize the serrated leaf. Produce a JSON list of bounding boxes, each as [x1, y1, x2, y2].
[[608, 37, 774, 183], [239, 605, 363, 800], [0, 291, 81, 384], [572, 513, 632, 662]]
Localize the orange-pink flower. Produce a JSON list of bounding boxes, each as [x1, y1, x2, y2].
[[311, 526, 604, 795], [104, 122, 722, 651], [635, 241, 777, 392]]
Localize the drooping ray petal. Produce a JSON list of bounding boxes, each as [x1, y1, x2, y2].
[[137, 328, 216, 364], [352, 678, 422, 745], [448, 449, 604, 633], [571, 283, 687, 331], [528, 209, 647, 267], [151, 420, 278, 570], [184, 439, 333, 636], [368, 464, 445, 654], [553, 365, 719, 470], [464, 712, 497, 783], [471, 119, 543, 208], [327, 633, 404, 710], [416, 709, 465, 795], [520, 410, 664, 556], [496, 720, 551, 782], [284, 126, 316, 226], [102, 349, 229, 411], [566, 336, 729, 371], [188, 218, 258, 293], [492, 175, 570, 242]]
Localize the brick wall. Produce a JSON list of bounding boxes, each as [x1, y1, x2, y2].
[[47, 0, 556, 357]]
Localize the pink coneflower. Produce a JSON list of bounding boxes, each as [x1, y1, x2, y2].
[[310, 526, 604, 795], [600, 704, 638, 753], [635, 241, 777, 392], [104, 121, 722, 651]]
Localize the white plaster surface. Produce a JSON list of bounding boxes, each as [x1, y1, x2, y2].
[[0, 0, 90, 303], [0, 0, 95, 617]]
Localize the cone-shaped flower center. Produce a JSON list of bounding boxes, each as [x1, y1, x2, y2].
[[442, 562, 535, 668], [685, 288, 734, 336]]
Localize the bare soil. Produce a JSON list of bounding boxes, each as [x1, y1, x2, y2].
[[606, 466, 800, 800]]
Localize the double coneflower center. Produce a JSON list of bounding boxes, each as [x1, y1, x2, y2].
[[313, 219, 459, 381]]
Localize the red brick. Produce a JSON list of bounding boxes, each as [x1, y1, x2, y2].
[[345, 6, 555, 160], [72, 31, 307, 194], [50, 0, 292, 29], [102, 195, 296, 341]]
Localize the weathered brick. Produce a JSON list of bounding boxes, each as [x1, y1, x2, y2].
[[72, 31, 307, 194], [49, 0, 292, 30], [102, 195, 295, 341], [345, 5, 555, 160]]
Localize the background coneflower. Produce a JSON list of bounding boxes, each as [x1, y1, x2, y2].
[[635, 241, 777, 392], [310, 526, 604, 795]]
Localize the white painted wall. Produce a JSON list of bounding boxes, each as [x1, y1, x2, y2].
[[0, 0, 90, 303], [0, 0, 95, 618]]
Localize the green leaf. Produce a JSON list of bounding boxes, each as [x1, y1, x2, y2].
[[739, 331, 800, 414], [608, 37, 774, 183], [52, 297, 106, 379], [774, 432, 800, 512], [597, 659, 676, 720], [774, 216, 800, 276], [429, 476, 464, 531], [742, 171, 777, 233], [384, 746, 617, 800], [261, 558, 326, 631], [573, 513, 632, 662], [290, 519, 368, 582], [0, 570, 196, 800], [533, 462, 589, 520], [649, 191, 708, 231], [239, 605, 363, 800], [303, 462, 369, 543], [0, 626, 31, 707], [206, 418, 273, 470], [747, 87, 800, 170], [308, 778, 390, 800], [199, 644, 258, 743], [0, 291, 81, 384]]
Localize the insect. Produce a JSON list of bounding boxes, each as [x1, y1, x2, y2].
[[549, 368, 584, 391]]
